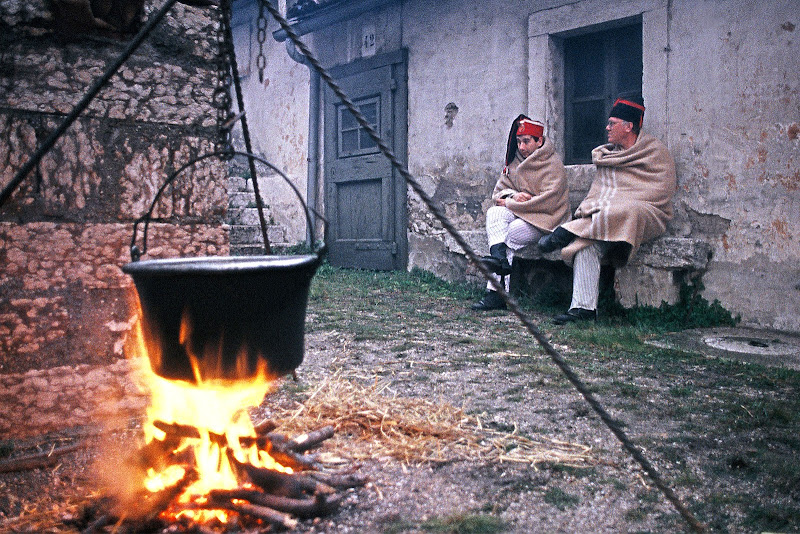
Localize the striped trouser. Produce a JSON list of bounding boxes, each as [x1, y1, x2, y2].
[[570, 242, 611, 311], [484, 206, 545, 291]]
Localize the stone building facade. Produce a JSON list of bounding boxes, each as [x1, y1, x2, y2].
[[232, 0, 799, 332], [0, 1, 228, 437]]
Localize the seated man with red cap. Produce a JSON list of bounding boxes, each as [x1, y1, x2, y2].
[[472, 115, 570, 311], [538, 97, 677, 324]]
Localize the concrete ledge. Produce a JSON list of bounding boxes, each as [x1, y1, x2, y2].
[[443, 230, 490, 258], [449, 230, 712, 309], [616, 237, 713, 308], [511, 242, 562, 262], [630, 237, 713, 271]]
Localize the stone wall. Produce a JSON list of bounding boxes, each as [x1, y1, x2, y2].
[[0, 1, 229, 437]]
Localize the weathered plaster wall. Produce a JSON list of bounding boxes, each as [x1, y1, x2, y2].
[[0, 1, 228, 437], [666, 0, 799, 331], [231, 0, 311, 247], [402, 1, 530, 277], [238, 0, 798, 331], [300, 0, 532, 276]]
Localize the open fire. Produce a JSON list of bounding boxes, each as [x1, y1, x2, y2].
[[87, 299, 365, 532]]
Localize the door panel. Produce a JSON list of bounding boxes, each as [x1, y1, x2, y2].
[[324, 51, 407, 270]]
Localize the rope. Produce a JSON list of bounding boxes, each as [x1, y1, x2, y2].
[[261, 2, 706, 531]]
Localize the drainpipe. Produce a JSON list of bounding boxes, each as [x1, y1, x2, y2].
[[285, 39, 320, 248]]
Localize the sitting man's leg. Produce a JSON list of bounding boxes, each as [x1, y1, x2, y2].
[[482, 206, 516, 275], [506, 217, 545, 260], [473, 206, 515, 311], [473, 216, 543, 311], [553, 242, 602, 324]]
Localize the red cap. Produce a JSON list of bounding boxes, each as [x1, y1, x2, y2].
[[516, 119, 544, 138]]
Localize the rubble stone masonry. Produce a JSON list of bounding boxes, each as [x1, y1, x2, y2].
[[0, 1, 230, 437]]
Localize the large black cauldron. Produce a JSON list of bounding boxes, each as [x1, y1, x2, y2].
[[124, 151, 324, 383], [123, 254, 322, 382]]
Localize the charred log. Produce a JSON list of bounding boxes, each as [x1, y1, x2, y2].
[[0, 442, 84, 473], [210, 488, 341, 519]]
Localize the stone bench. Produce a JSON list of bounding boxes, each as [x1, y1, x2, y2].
[[447, 231, 712, 308], [515, 236, 712, 307]]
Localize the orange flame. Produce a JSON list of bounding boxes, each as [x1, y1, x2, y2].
[[127, 299, 291, 524]]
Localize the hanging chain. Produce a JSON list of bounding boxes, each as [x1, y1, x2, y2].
[[213, 0, 235, 158], [256, 1, 268, 83], [260, 1, 706, 531]]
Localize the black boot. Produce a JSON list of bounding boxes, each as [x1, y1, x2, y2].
[[481, 243, 512, 275], [552, 307, 597, 325], [537, 227, 576, 253], [471, 290, 506, 311]]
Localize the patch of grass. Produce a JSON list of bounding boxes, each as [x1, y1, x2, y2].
[[301, 265, 800, 532], [624, 507, 650, 521], [542, 487, 581, 510], [742, 504, 800, 531], [420, 513, 506, 534], [625, 279, 740, 332], [381, 516, 418, 533], [615, 381, 641, 398], [669, 385, 693, 398], [608, 477, 628, 491]]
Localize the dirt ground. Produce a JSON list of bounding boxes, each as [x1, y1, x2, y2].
[[1, 266, 799, 533]]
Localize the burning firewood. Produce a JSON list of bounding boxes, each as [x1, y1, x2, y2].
[[307, 469, 371, 490], [253, 418, 278, 435], [266, 425, 336, 453], [209, 488, 342, 519], [227, 452, 333, 499], [204, 498, 299, 529], [134, 467, 200, 522]]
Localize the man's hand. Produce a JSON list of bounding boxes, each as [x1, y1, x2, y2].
[[512, 192, 532, 202]]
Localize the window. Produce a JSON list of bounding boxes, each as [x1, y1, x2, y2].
[[337, 97, 379, 157], [564, 23, 642, 164]]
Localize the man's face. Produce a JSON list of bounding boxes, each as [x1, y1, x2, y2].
[[516, 135, 543, 159], [606, 118, 632, 145]]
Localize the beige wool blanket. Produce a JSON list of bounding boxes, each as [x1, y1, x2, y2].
[[561, 131, 676, 266], [492, 136, 570, 233]]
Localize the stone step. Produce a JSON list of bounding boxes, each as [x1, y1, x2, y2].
[[228, 176, 254, 193], [229, 224, 286, 245], [227, 207, 265, 226], [230, 244, 270, 256], [229, 191, 269, 210]]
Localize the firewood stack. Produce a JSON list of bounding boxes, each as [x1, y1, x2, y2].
[[68, 423, 368, 532]]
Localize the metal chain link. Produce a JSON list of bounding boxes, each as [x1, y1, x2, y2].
[[213, 0, 235, 158], [256, 1, 268, 83], [260, 1, 706, 531]]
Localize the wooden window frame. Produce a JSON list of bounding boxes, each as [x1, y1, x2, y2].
[[563, 23, 642, 165]]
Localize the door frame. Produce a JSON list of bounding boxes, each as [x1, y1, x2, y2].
[[323, 48, 408, 270]]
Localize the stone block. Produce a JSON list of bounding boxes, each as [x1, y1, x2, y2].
[[443, 229, 489, 258], [615, 266, 681, 308], [616, 237, 713, 308], [631, 237, 713, 271]]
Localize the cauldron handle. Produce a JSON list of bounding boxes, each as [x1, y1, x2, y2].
[[129, 150, 325, 262]]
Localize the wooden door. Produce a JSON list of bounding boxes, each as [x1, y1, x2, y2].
[[324, 50, 407, 270]]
